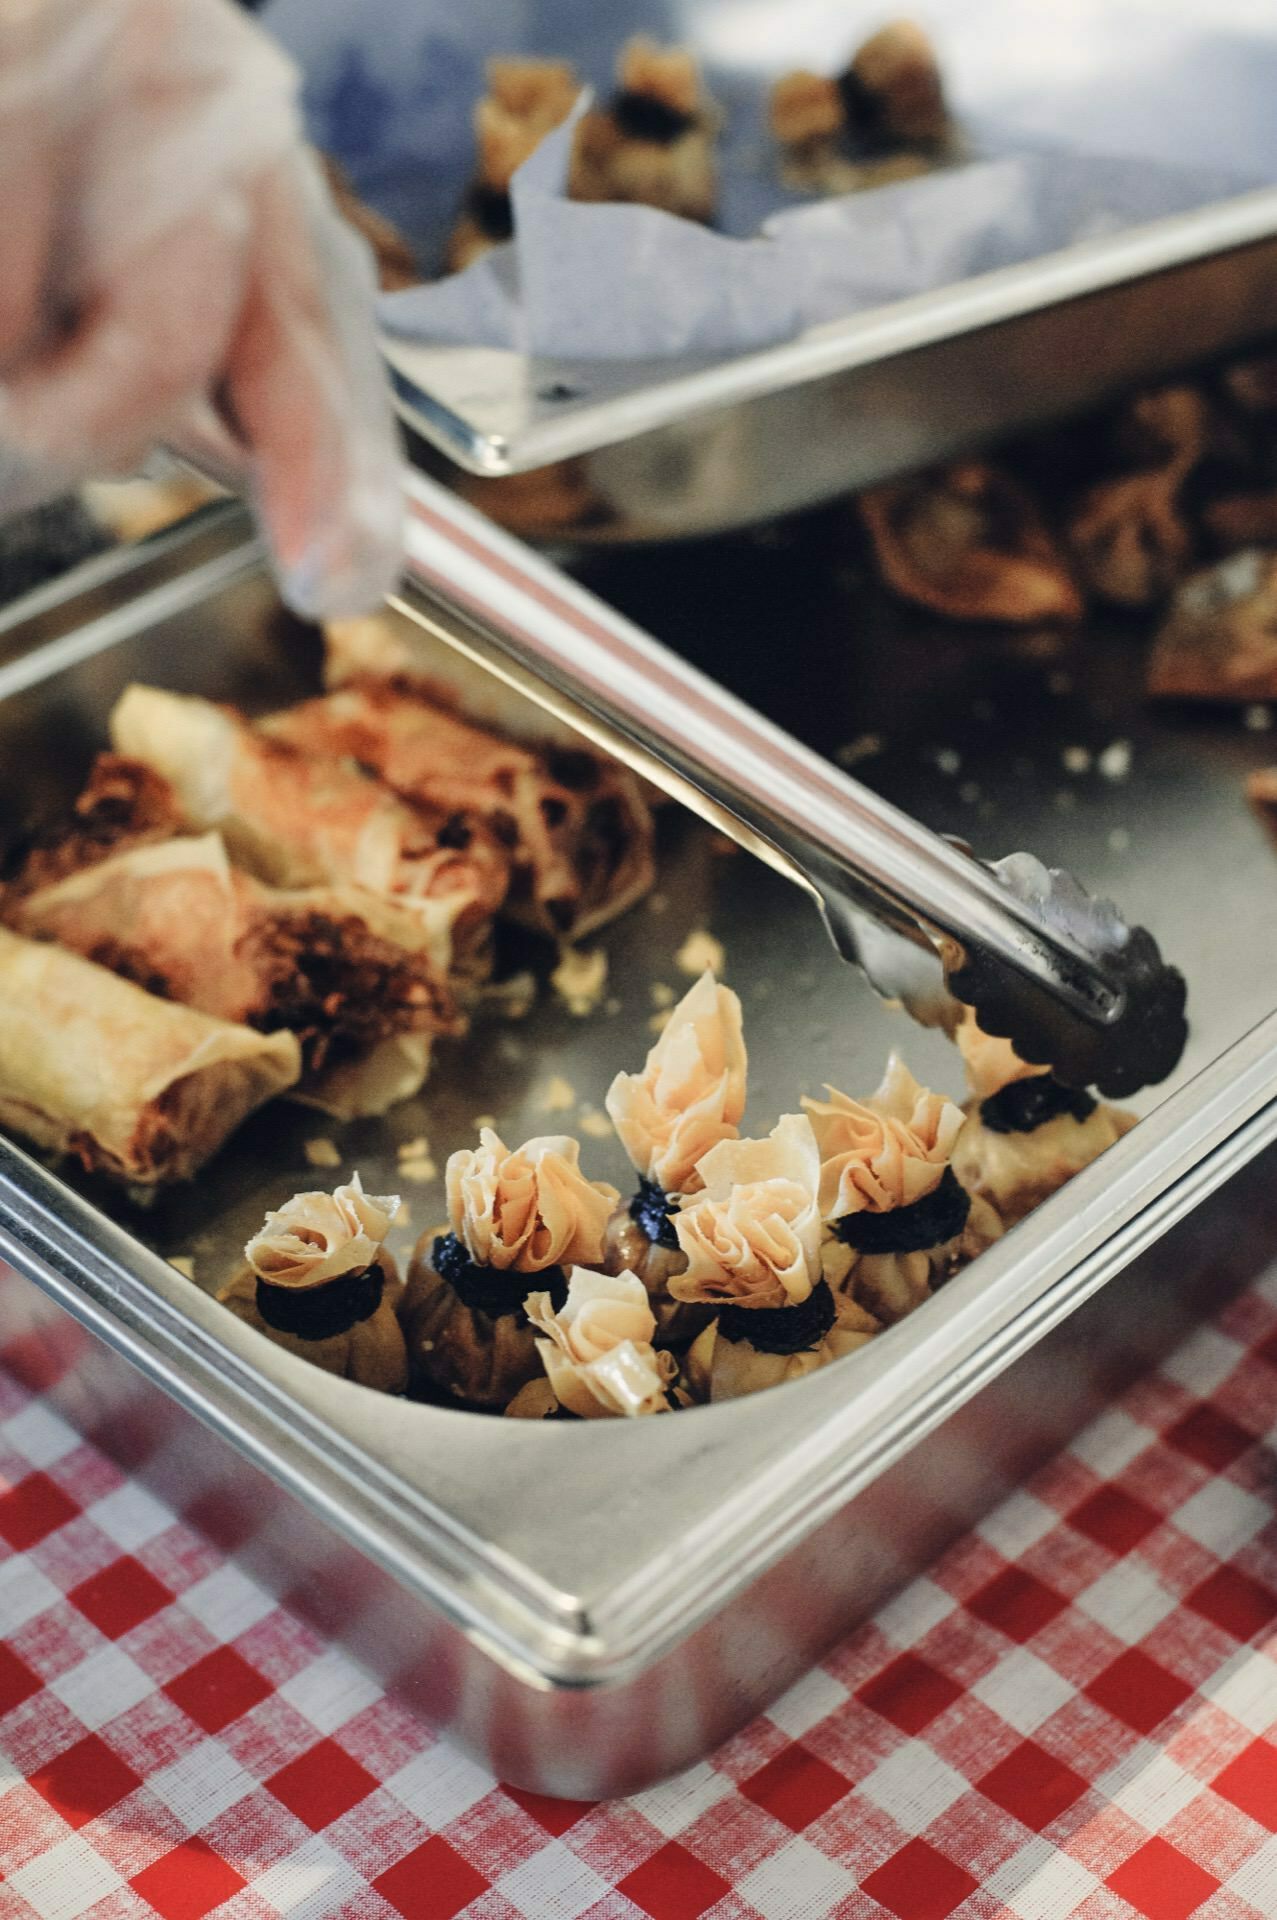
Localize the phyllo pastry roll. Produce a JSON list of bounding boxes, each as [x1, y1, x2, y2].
[[570, 37, 719, 225], [771, 20, 955, 194], [860, 465, 1082, 625], [447, 57, 580, 272], [263, 676, 655, 940], [109, 685, 508, 967], [401, 1129, 618, 1408], [506, 1267, 676, 1419], [805, 1055, 1001, 1325], [1066, 387, 1206, 611], [1148, 551, 1277, 702], [2, 755, 183, 899], [0, 927, 299, 1184], [669, 1114, 876, 1400], [219, 1173, 407, 1390], [7, 832, 459, 1117], [949, 1011, 1135, 1227], [604, 969, 745, 1340]]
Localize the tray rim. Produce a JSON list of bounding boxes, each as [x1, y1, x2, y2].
[[3, 509, 1277, 1688], [384, 184, 1277, 476]]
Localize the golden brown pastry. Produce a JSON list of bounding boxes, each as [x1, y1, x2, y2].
[[1146, 550, 1277, 701], [860, 464, 1083, 624], [447, 58, 580, 272], [400, 1128, 618, 1408], [264, 675, 655, 942], [570, 37, 719, 224], [219, 1173, 408, 1390], [667, 1113, 878, 1399], [1065, 387, 1207, 608], [0, 927, 300, 1184], [514, 1267, 677, 1418], [603, 969, 745, 1343], [771, 20, 954, 194], [804, 1055, 1001, 1324], [949, 1010, 1135, 1228]]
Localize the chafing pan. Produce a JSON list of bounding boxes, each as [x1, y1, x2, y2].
[[2, 495, 1277, 1794]]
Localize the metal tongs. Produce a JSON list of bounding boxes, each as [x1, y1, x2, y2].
[[397, 480, 1187, 1100]]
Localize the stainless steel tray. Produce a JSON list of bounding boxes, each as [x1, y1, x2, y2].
[[370, 0, 1277, 542], [388, 192, 1277, 546], [3, 491, 1277, 1796]]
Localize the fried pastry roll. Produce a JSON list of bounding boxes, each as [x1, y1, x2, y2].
[[0, 927, 299, 1184], [400, 1128, 617, 1408], [506, 1267, 676, 1418], [219, 1173, 408, 1390], [949, 1011, 1134, 1228], [804, 1056, 1001, 1325], [603, 969, 745, 1343], [447, 58, 579, 271], [860, 465, 1082, 624], [570, 37, 719, 224], [109, 685, 508, 972], [263, 675, 655, 941], [7, 830, 459, 1117], [669, 1113, 878, 1400]]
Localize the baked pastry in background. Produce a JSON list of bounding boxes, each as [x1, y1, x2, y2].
[[447, 57, 579, 271], [859, 463, 1082, 624], [771, 20, 955, 195], [570, 37, 720, 225]]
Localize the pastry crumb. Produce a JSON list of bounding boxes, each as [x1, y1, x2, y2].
[[648, 1008, 673, 1035], [552, 946, 608, 1016], [397, 1134, 431, 1161], [1244, 704, 1273, 732], [537, 1074, 577, 1113], [932, 747, 962, 775], [167, 1255, 195, 1280], [1108, 826, 1131, 852], [304, 1138, 342, 1169], [578, 1105, 613, 1139], [1061, 745, 1091, 774], [958, 780, 980, 805], [675, 929, 725, 976], [399, 1156, 437, 1183], [1097, 739, 1132, 780], [482, 969, 537, 1018], [835, 732, 883, 768], [650, 981, 676, 1008]]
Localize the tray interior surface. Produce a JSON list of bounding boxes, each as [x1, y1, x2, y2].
[[3, 519, 1277, 1653]]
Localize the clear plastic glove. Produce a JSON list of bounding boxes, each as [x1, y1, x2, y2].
[[0, 0, 404, 619]]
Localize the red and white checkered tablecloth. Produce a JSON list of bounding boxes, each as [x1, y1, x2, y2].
[[3, 1260, 1277, 1920]]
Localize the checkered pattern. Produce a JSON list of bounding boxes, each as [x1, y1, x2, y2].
[[3, 1266, 1277, 1920]]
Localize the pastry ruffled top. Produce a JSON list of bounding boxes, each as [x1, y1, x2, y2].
[[245, 1172, 399, 1287], [447, 1127, 617, 1271], [803, 1053, 964, 1223], [668, 1113, 822, 1310], [954, 1010, 1045, 1103], [525, 1268, 675, 1417], [605, 969, 746, 1196]]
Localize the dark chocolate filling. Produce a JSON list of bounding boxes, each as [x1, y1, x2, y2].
[[432, 1232, 568, 1318], [256, 1262, 384, 1341], [834, 67, 895, 151], [835, 1167, 970, 1254], [612, 88, 697, 145], [629, 1178, 680, 1251], [466, 182, 514, 241], [719, 1278, 837, 1355], [979, 1074, 1097, 1136]]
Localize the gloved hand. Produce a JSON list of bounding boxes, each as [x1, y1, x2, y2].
[[0, 0, 404, 619]]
